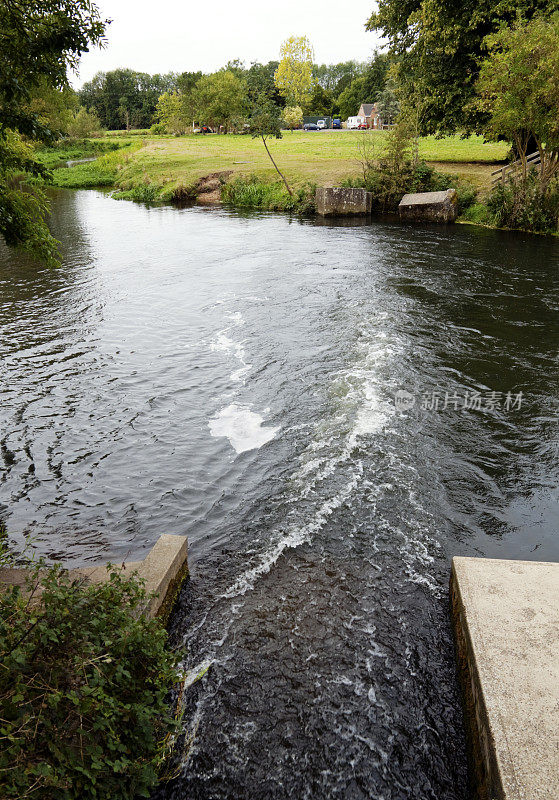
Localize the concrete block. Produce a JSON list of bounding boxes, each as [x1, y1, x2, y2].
[[316, 187, 372, 216], [399, 189, 458, 223], [0, 534, 189, 624], [136, 534, 189, 622], [451, 557, 559, 800]]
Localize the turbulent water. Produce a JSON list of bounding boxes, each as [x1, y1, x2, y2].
[[1, 190, 558, 799]]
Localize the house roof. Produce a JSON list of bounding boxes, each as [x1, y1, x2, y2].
[[360, 103, 376, 116]]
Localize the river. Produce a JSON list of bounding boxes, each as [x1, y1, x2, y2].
[[1, 189, 558, 799]]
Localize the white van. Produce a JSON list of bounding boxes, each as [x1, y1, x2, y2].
[[317, 119, 327, 129], [347, 116, 361, 130]]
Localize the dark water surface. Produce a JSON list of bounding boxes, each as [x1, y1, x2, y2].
[[1, 190, 558, 799]]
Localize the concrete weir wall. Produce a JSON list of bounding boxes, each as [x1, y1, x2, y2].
[[399, 189, 458, 223], [316, 187, 372, 216], [451, 557, 559, 800], [0, 534, 189, 625]]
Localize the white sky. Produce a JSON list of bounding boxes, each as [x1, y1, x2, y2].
[[71, 0, 383, 87]]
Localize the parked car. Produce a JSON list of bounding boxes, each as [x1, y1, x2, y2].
[[317, 119, 327, 129], [303, 123, 319, 131], [200, 125, 213, 134], [358, 123, 369, 130], [332, 118, 342, 129]]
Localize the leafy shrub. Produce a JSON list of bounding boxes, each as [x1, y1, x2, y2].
[[342, 161, 476, 214], [461, 202, 496, 226], [342, 123, 477, 214], [113, 183, 163, 202], [0, 564, 181, 800], [487, 171, 559, 233], [67, 108, 103, 139]]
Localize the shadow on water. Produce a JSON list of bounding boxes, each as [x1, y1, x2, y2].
[[1, 193, 558, 798]]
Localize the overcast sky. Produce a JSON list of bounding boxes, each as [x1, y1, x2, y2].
[[71, 0, 383, 87]]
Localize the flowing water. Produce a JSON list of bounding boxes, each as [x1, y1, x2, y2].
[[1, 189, 558, 799]]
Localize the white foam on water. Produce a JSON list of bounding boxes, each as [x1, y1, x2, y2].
[[209, 404, 279, 454], [209, 328, 252, 383], [221, 472, 360, 599]]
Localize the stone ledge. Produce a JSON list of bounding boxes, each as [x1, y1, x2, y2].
[[0, 534, 189, 624], [451, 556, 559, 800], [399, 188, 458, 223]]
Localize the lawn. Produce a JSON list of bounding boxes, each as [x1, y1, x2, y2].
[[111, 131, 509, 196]]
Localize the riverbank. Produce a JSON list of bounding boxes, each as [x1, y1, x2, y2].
[[41, 131, 506, 200], [39, 132, 558, 234]]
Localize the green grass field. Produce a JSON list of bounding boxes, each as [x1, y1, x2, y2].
[[109, 131, 508, 196]]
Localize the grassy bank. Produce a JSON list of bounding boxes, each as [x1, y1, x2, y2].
[[37, 131, 513, 220], [109, 131, 507, 200], [43, 140, 140, 188], [35, 138, 133, 170]]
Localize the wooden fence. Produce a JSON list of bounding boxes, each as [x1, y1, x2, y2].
[[491, 151, 541, 187]]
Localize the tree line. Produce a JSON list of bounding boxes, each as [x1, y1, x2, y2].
[[75, 52, 394, 133]]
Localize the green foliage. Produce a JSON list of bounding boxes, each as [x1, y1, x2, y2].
[[342, 123, 477, 213], [282, 106, 304, 131], [313, 60, 363, 95], [191, 70, 249, 132], [222, 176, 315, 213], [155, 92, 190, 135], [0, 0, 107, 264], [27, 83, 79, 137], [79, 70, 177, 131], [274, 36, 315, 107], [461, 202, 496, 226], [0, 563, 181, 800], [305, 83, 335, 116], [113, 183, 172, 203], [375, 77, 400, 125], [46, 146, 136, 188], [176, 71, 203, 96], [67, 107, 103, 138], [487, 171, 559, 232], [35, 139, 124, 169], [475, 13, 559, 186], [337, 52, 391, 119], [368, 0, 553, 134]]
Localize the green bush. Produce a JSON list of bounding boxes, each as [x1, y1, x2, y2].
[[113, 183, 163, 202], [342, 160, 477, 214], [487, 171, 559, 233], [0, 564, 181, 800], [461, 202, 496, 226]]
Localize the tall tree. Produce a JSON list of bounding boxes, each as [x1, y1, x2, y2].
[[191, 70, 249, 133], [246, 61, 283, 105], [0, 0, 107, 265], [274, 36, 315, 108], [475, 13, 559, 186], [306, 83, 335, 116], [367, 0, 553, 134], [336, 52, 391, 120], [282, 105, 303, 131]]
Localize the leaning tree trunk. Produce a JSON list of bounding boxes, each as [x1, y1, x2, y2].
[[261, 135, 293, 196]]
